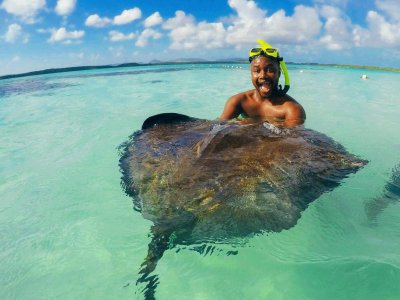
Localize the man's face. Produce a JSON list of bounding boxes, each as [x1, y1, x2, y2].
[[250, 56, 280, 98]]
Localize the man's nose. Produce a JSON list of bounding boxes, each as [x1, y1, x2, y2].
[[259, 69, 267, 78]]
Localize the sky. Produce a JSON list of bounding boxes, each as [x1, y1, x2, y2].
[[1, 0, 400, 76]]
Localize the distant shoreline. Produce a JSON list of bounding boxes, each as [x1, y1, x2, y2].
[[1, 60, 399, 81], [302, 63, 400, 73]]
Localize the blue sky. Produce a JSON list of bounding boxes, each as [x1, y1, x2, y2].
[[1, 0, 400, 75]]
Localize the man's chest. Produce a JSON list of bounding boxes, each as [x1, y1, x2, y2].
[[243, 101, 286, 120]]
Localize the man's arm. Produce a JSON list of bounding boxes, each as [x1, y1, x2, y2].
[[283, 101, 306, 128], [219, 94, 243, 120]]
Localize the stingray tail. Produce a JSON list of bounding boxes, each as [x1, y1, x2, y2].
[[137, 225, 172, 300], [365, 164, 400, 224]]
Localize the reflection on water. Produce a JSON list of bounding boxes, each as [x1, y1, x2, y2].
[[0, 67, 190, 98], [0, 79, 76, 98]]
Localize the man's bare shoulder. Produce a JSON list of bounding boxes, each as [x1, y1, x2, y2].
[[220, 90, 256, 120], [281, 95, 304, 110], [228, 90, 254, 103], [280, 94, 306, 125]]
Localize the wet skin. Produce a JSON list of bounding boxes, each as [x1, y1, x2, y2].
[[251, 55, 280, 98], [219, 56, 306, 128]]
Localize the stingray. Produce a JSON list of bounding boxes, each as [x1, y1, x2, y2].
[[119, 113, 367, 299]]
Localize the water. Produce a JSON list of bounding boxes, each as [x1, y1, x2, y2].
[[1, 63, 399, 299]]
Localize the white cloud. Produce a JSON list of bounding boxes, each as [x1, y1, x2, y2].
[[319, 5, 353, 50], [163, 12, 225, 50], [319, 5, 342, 19], [350, 9, 400, 49], [5, 23, 29, 43], [109, 30, 136, 42], [88, 53, 101, 62], [36, 28, 49, 33], [163, 10, 224, 50], [313, 2, 400, 51], [157, 0, 400, 53], [55, 0, 76, 16], [85, 8, 142, 28], [144, 12, 163, 27], [113, 8, 142, 25], [12, 55, 21, 62], [226, 1, 322, 45], [85, 14, 112, 27], [227, 0, 266, 23], [69, 52, 84, 59], [108, 46, 125, 58], [375, 0, 400, 21], [136, 28, 162, 47], [0, 0, 46, 23], [161, 1, 322, 51], [48, 27, 85, 43], [163, 10, 195, 30], [266, 6, 322, 42]]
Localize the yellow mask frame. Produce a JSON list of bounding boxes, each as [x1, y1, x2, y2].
[[249, 39, 290, 95]]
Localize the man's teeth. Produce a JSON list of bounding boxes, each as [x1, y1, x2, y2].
[[260, 82, 271, 89]]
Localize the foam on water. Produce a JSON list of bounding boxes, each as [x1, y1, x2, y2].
[[1, 64, 400, 299]]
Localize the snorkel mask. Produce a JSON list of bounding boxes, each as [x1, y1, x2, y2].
[[249, 39, 290, 96]]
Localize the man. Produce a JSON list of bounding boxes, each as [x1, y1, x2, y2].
[[219, 39, 306, 128]]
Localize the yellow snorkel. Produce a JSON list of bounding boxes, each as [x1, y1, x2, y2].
[[249, 39, 290, 95]]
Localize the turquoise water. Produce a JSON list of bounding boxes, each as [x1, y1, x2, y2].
[[1, 64, 399, 299]]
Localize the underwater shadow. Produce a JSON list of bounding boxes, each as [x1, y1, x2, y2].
[[365, 164, 400, 225], [0, 79, 76, 98]]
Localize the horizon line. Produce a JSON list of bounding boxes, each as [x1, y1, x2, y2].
[[1, 60, 400, 81]]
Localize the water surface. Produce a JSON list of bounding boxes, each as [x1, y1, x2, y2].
[[1, 63, 399, 299]]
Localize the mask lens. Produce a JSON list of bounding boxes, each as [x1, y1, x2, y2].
[[265, 48, 277, 54], [250, 48, 262, 55]]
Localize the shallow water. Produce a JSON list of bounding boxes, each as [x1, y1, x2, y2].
[[1, 63, 399, 299]]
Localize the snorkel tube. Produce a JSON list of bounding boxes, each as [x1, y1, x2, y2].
[[279, 59, 290, 95], [253, 39, 290, 96]]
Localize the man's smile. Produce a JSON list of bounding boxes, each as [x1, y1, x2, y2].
[[258, 79, 274, 94]]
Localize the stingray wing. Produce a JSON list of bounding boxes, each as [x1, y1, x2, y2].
[[120, 115, 367, 239]]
